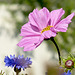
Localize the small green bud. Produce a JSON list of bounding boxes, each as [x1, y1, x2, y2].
[[62, 55, 75, 71]]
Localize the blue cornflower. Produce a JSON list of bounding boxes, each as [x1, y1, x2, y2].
[[4, 55, 32, 70], [4, 55, 15, 68], [63, 70, 71, 75]]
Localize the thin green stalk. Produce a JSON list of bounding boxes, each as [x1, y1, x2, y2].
[[50, 37, 61, 65]]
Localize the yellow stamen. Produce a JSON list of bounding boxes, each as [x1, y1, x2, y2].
[[41, 25, 53, 33]]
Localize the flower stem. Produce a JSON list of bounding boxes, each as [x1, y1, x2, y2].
[[50, 37, 61, 65], [14, 66, 21, 75], [16, 72, 19, 75]]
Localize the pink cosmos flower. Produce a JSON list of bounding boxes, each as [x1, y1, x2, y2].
[[17, 7, 74, 51]]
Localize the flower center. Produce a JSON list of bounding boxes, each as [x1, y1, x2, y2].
[[67, 61, 72, 66], [41, 25, 53, 33], [65, 60, 74, 68]]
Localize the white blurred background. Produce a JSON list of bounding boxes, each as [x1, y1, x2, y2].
[[0, 0, 75, 74], [0, 4, 59, 75]]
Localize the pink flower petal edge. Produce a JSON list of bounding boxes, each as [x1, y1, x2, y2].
[[52, 13, 74, 32], [17, 7, 74, 51]]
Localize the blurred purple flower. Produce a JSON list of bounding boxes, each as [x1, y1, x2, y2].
[[63, 70, 71, 75], [4, 55, 32, 70], [17, 7, 74, 51]]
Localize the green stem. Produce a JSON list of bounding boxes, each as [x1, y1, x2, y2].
[[50, 37, 61, 65]]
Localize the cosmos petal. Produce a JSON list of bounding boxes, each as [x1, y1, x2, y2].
[[42, 30, 56, 39], [35, 35, 44, 48], [54, 13, 74, 32], [29, 7, 50, 30], [50, 8, 65, 26], [20, 22, 41, 37], [17, 8, 74, 51], [17, 35, 44, 51]]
